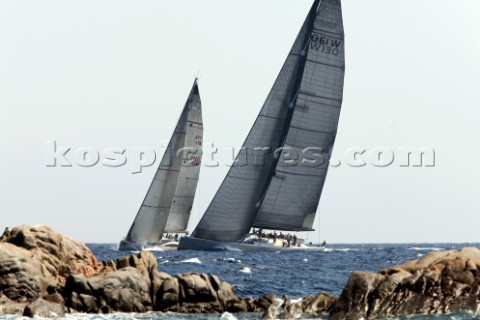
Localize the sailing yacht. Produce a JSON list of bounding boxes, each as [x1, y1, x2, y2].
[[179, 0, 345, 251], [119, 79, 203, 251]]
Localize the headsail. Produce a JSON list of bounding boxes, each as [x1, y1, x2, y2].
[[192, 0, 344, 242], [125, 80, 203, 243]]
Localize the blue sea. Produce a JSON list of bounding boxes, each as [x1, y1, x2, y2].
[[4, 243, 480, 319]]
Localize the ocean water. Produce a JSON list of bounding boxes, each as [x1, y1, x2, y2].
[[90, 243, 477, 298], [2, 243, 479, 319]]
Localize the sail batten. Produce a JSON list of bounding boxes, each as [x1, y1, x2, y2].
[[124, 80, 203, 243]]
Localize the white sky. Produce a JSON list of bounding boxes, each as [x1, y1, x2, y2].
[[1, 0, 479, 243]]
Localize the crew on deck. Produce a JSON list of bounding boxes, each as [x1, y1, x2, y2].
[[250, 228, 301, 247]]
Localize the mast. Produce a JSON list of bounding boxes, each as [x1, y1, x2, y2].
[[125, 79, 202, 243]]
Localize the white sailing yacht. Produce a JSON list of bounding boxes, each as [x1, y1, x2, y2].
[[119, 79, 203, 251], [179, 0, 345, 251]]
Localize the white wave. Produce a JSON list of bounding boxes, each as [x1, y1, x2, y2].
[[142, 247, 165, 252], [158, 259, 170, 265], [220, 257, 242, 264], [291, 297, 303, 304], [220, 312, 238, 320], [239, 267, 252, 274], [333, 248, 359, 252], [409, 247, 444, 252], [303, 258, 308, 262], [180, 257, 202, 264]]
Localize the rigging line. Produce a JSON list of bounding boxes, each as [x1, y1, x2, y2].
[[274, 170, 325, 177], [305, 58, 343, 69], [296, 96, 340, 109], [142, 205, 171, 209], [157, 168, 181, 173], [195, 70, 201, 80], [259, 114, 287, 121]]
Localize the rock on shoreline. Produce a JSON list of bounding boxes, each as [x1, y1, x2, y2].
[[1, 225, 479, 319], [329, 247, 480, 319]]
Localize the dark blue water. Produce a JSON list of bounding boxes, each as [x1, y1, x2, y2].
[[87, 243, 478, 299]]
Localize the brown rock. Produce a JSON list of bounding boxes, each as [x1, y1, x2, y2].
[[255, 293, 278, 311], [65, 267, 153, 313], [303, 292, 338, 314], [116, 251, 159, 306], [177, 273, 217, 303], [44, 292, 65, 306], [0, 225, 257, 316], [330, 247, 480, 319], [0, 225, 100, 285], [23, 298, 65, 318], [0, 242, 49, 300], [156, 277, 180, 310], [0, 294, 28, 315]]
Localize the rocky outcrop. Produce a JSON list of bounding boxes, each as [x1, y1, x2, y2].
[[1, 225, 99, 279], [0, 225, 261, 317], [23, 298, 65, 318], [2, 225, 480, 319], [0, 294, 28, 315], [330, 247, 480, 319], [62, 251, 252, 314], [0, 225, 99, 301], [158, 272, 250, 313], [0, 223, 340, 319], [63, 251, 158, 313], [0, 242, 49, 301]]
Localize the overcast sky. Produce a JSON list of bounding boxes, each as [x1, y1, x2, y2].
[[1, 0, 479, 244]]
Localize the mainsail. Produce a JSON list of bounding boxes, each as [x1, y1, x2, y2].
[[125, 80, 203, 243], [192, 0, 344, 242]]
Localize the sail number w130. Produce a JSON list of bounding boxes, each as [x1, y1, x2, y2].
[[310, 33, 342, 56]]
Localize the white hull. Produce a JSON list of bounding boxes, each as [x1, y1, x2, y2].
[[119, 239, 179, 251], [178, 236, 326, 252]]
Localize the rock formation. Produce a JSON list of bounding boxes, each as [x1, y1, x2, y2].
[[1, 225, 480, 319], [0, 225, 99, 301], [0, 225, 264, 317], [329, 247, 480, 319]]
